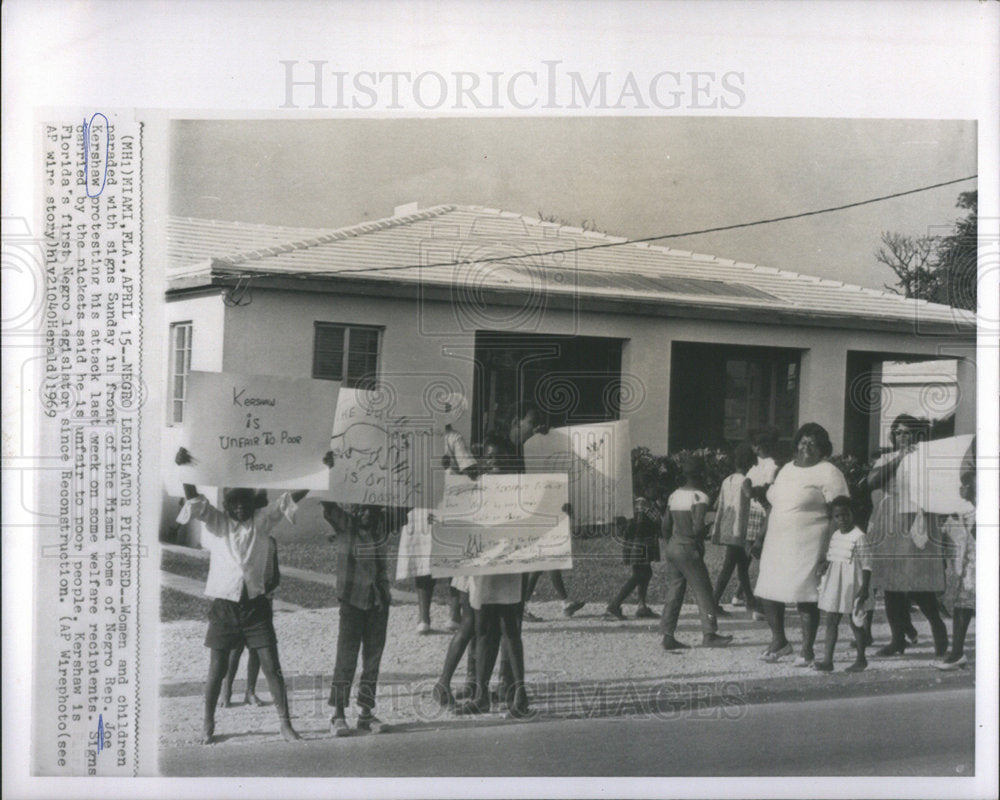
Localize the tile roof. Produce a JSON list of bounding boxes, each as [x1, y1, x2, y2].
[[167, 205, 975, 332]]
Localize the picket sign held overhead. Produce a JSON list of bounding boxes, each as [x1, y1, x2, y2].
[[430, 472, 572, 578], [523, 419, 633, 526], [325, 387, 439, 507], [177, 371, 338, 489], [900, 434, 976, 515]]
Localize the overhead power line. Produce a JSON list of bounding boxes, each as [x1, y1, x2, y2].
[[220, 174, 977, 279]]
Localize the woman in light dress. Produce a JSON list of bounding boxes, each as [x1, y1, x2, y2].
[[755, 423, 848, 665]]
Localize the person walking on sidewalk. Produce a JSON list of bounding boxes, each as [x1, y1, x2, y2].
[[606, 476, 661, 620], [936, 446, 976, 671], [509, 405, 584, 621], [867, 415, 949, 658], [813, 496, 874, 673], [755, 423, 848, 666], [711, 443, 758, 618], [660, 457, 733, 650]]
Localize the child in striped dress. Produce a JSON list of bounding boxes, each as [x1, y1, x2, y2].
[[814, 496, 873, 673]]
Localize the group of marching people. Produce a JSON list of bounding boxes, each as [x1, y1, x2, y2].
[[173, 409, 976, 744], [602, 416, 976, 678]]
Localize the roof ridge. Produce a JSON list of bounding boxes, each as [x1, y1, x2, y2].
[[211, 205, 458, 266]]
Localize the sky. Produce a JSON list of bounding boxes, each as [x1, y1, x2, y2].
[[170, 117, 976, 291]]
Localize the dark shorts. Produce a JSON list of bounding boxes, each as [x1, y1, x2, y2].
[[204, 595, 276, 651]]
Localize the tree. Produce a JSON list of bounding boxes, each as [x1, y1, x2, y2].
[[876, 190, 977, 311]]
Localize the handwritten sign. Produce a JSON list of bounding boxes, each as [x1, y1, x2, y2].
[[326, 387, 432, 506], [429, 472, 572, 577], [523, 420, 633, 525], [181, 371, 338, 489], [902, 434, 976, 515]]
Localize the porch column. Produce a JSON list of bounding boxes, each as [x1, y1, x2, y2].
[[954, 356, 977, 436], [797, 343, 847, 453]]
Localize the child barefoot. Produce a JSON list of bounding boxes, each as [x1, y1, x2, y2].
[[814, 496, 873, 672], [174, 448, 305, 744], [220, 532, 279, 707]]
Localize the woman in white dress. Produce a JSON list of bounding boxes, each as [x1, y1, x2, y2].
[[755, 423, 848, 664]]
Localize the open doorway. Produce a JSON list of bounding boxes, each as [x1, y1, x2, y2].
[[472, 332, 625, 445], [669, 341, 801, 453]]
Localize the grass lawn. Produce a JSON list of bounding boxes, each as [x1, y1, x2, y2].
[[161, 534, 759, 620], [160, 548, 340, 619], [280, 534, 757, 607], [160, 587, 211, 622]]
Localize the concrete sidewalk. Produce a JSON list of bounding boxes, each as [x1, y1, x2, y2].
[[158, 600, 975, 750]]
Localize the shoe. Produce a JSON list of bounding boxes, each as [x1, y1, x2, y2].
[[731, 596, 746, 607], [793, 656, 814, 668], [455, 699, 490, 715], [604, 604, 626, 621], [432, 682, 453, 707], [504, 704, 534, 720], [522, 610, 544, 623], [661, 635, 690, 651], [330, 717, 350, 737], [759, 643, 793, 662], [714, 606, 732, 618], [700, 633, 733, 647], [876, 643, 906, 657], [446, 620, 461, 632], [563, 600, 585, 618], [844, 659, 868, 673], [357, 714, 389, 733], [934, 654, 968, 671], [416, 622, 431, 635], [811, 661, 834, 672], [905, 629, 919, 645], [635, 606, 660, 620], [453, 684, 475, 701]]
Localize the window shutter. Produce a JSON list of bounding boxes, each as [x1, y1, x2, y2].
[[313, 324, 346, 380]]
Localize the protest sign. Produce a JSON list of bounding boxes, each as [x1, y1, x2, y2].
[[429, 472, 572, 577], [179, 371, 338, 489], [902, 434, 976, 515], [326, 387, 434, 506], [523, 420, 633, 525]]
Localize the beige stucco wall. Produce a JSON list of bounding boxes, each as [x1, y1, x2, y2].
[[203, 287, 967, 454]]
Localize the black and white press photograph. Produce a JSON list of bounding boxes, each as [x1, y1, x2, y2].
[[156, 116, 978, 777]]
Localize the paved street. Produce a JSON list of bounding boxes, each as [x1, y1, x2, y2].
[[161, 688, 974, 777]]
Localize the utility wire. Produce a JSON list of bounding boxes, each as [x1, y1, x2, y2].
[[217, 174, 977, 278]]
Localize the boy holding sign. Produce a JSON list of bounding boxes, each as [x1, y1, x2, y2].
[[174, 448, 307, 745], [322, 452, 393, 736]]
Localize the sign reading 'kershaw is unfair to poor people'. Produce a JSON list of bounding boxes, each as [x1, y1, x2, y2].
[[523, 420, 634, 526], [181, 371, 338, 489], [430, 472, 573, 577]]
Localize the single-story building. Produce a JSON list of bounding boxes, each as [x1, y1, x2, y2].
[[162, 203, 976, 538]]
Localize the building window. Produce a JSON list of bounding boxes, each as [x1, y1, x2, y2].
[[313, 323, 381, 389], [169, 322, 192, 424]]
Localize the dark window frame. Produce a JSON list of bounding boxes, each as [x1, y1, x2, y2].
[[312, 322, 383, 390]]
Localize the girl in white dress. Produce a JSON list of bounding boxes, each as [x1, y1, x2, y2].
[[814, 497, 873, 672]]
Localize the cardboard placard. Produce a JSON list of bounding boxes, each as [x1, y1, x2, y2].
[[523, 420, 633, 525], [429, 472, 572, 577], [178, 371, 338, 489]]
